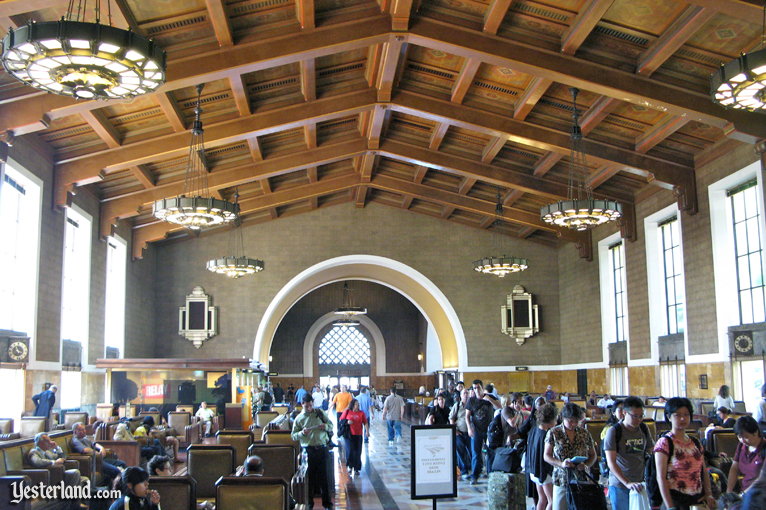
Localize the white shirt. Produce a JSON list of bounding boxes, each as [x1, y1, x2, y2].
[[597, 397, 615, 408], [196, 407, 215, 422], [713, 395, 735, 411], [312, 390, 324, 408]]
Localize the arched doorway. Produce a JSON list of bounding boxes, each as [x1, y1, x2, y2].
[[253, 255, 467, 370]]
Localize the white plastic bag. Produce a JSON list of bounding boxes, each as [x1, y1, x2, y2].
[[629, 484, 651, 510]]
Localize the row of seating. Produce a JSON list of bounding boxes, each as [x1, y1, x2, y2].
[[146, 474, 290, 510]]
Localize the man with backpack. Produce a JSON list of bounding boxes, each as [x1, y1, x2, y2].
[[603, 395, 654, 510], [465, 379, 500, 485]]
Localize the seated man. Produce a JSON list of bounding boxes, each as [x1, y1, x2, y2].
[[71, 422, 126, 486], [236, 455, 264, 476], [114, 422, 164, 460], [135, 416, 179, 460], [195, 401, 216, 438], [28, 432, 86, 488]]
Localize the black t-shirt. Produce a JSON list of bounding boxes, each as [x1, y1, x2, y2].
[[466, 396, 494, 432], [429, 405, 450, 425]]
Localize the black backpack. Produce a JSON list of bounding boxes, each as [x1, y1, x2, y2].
[[600, 421, 651, 478], [487, 414, 505, 449]]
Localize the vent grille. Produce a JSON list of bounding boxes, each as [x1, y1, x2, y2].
[[45, 125, 92, 140], [473, 80, 518, 96], [206, 144, 248, 157], [538, 97, 575, 112], [449, 132, 488, 146], [251, 77, 299, 92], [146, 15, 207, 36], [112, 108, 163, 125], [231, 0, 290, 16], [514, 2, 568, 22], [606, 117, 645, 131], [320, 118, 358, 129], [393, 119, 432, 134], [318, 62, 364, 77], [675, 48, 721, 66], [407, 64, 455, 80], [181, 93, 231, 108], [592, 26, 649, 46], [503, 147, 539, 159]]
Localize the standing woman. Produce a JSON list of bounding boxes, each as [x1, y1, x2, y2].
[[543, 402, 596, 510], [340, 399, 368, 477], [714, 385, 735, 412], [528, 403, 558, 510], [109, 466, 160, 510], [653, 397, 716, 510]]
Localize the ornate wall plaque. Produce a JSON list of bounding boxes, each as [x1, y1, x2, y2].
[[178, 286, 218, 348]]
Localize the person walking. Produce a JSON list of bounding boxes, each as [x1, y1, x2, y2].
[[340, 399, 368, 477], [527, 403, 557, 510], [292, 394, 334, 510], [382, 387, 405, 445], [32, 384, 57, 420], [355, 386, 374, 443], [465, 379, 498, 485], [450, 388, 471, 479]]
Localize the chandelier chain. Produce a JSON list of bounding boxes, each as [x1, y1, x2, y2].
[[183, 84, 210, 199]]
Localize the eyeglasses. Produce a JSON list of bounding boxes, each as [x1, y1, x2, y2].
[[627, 412, 644, 419], [671, 412, 691, 419]]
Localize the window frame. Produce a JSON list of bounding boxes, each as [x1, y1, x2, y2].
[[729, 180, 766, 325], [60, 204, 92, 367], [318, 325, 371, 366], [104, 234, 127, 357], [659, 217, 685, 335]]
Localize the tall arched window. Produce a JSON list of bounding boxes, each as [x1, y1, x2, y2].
[[319, 325, 371, 365]]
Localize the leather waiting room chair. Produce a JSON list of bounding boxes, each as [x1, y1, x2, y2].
[[710, 430, 738, 457], [215, 476, 289, 510], [176, 405, 194, 414], [255, 412, 278, 429], [215, 430, 253, 468], [19, 417, 47, 438], [149, 475, 197, 510], [247, 444, 296, 485], [186, 445, 236, 502], [263, 430, 301, 459], [168, 412, 199, 447]]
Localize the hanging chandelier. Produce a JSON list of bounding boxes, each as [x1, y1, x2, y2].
[[0, 0, 165, 100], [540, 88, 622, 231], [153, 84, 238, 229], [333, 282, 367, 316], [473, 193, 528, 277], [206, 190, 264, 278], [334, 317, 361, 327], [711, 1, 766, 111]]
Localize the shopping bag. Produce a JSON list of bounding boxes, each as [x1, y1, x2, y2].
[[629, 485, 651, 510]]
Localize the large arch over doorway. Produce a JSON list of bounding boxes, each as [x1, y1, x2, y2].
[[253, 255, 467, 370]]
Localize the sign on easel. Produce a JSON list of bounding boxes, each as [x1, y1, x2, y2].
[[411, 425, 457, 506]]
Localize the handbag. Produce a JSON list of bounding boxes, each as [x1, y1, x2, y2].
[[565, 468, 607, 510], [338, 418, 351, 439]]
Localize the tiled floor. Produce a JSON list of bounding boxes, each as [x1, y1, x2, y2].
[[328, 418, 521, 510]]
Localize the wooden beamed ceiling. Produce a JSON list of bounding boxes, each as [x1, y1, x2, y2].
[[0, 0, 761, 258]]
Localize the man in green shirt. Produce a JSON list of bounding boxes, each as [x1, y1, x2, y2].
[[292, 394, 334, 510]]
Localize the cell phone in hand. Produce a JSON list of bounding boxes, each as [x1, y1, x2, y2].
[[570, 456, 587, 464]]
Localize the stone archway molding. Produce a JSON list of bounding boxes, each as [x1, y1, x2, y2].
[[253, 255, 467, 370], [303, 312, 384, 378]]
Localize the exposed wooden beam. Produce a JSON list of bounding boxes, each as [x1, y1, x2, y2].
[[479, 216, 495, 229], [205, 0, 233, 47], [635, 115, 690, 154], [133, 174, 360, 256], [229, 74, 251, 116], [483, 0, 512, 35], [503, 189, 523, 207], [532, 152, 563, 177], [579, 96, 620, 134], [300, 59, 316, 102], [587, 163, 622, 189], [247, 137, 263, 162], [0, 15, 391, 132], [358, 152, 376, 183], [682, 0, 762, 23], [81, 110, 121, 149], [390, 0, 414, 31], [407, 17, 766, 143], [482, 136, 506, 164], [513, 77, 552, 121], [258, 178, 278, 219], [637, 6, 715, 76], [377, 37, 407, 102], [102, 138, 367, 222], [130, 165, 155, 189], [155, 93, 186, 133], [58, 89, 376, 189], [441, 206, 455, 218], [413, 165, 428, 183], [429, 121, 450, 150], [355, 185, 369, 208], [367, 104, 388, 149], [370, 174, 580, 238], [458, 177, 477, 195], [561, 0, 615, 55], [296, 0, 315, 30], [307, 166, 318, 183], [518, 226, 535, 238], [390, 91, 694, 186], [304, 123, 317, 149], [451, 58, 481, 104], [0, 0, 69, 17], [365, 43, 385, 88], [401, 196, 414, 209]]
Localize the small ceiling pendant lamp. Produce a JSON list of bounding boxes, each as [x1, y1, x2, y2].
[[473, 192, 528, 277], [153, 84, 238, 229], [1, 0, 165, 100], [333, 282, 366, 327], [540, 87, 622, 231], [711, 1, 766, 111], [206, 190, 264, 279]]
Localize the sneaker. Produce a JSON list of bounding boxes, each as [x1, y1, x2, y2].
[[470, 478, 478, 485], [395, 436, 401, 443], [388, 440, 394, 446]]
